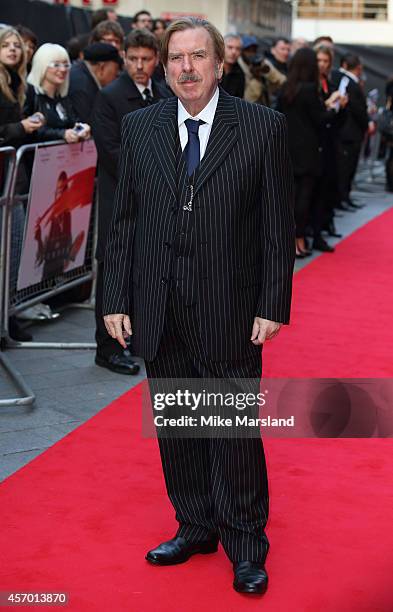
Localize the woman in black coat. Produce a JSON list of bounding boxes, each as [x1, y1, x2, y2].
[[25, 43, 91, 144], [277, 47, 346, 257]]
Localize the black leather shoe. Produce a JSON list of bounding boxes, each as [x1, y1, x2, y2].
[[233, 561, 268, 594], [336, 202, 356, 213], [95, 352, 140, 375], [346, 200, 364, 209], [313, 236, 335, 252], [325, 221, 342, 238], [146, 536, 218, 565]]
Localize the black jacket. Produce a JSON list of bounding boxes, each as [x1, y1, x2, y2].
[[24, 85, 79, 141], [0, 68, 28, 148], [68, 61, 99, 124], [330, 71, 369, 143], [92, 71, 171, 260], [221, 62, 245, 98], [277, 82, 337, 176], [0, 89, 26, 147], [102, 89, 295, 361]]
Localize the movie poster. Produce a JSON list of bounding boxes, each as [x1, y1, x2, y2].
[[17, 140, 97, 291]]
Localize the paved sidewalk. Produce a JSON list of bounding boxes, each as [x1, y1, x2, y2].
[[1, 161, 391, 481]]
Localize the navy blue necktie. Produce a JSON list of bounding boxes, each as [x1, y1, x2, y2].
[[184, 118, 205, 176]]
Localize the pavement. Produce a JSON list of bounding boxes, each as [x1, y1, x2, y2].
[[0, 160, 391, 482]]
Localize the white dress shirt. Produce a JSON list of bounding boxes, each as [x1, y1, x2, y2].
[[339, 67, 359, 84], [135, 79, 153, 99], [177, 87, 219, 160]]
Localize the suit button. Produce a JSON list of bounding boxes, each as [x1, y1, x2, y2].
[[161, 278, 168, 285], [164, 242, 171, 248]]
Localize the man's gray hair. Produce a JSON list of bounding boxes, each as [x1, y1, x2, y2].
[[224, 33, 242, 44]]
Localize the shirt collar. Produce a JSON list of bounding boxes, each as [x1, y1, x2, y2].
[[135, 79, 153, 95], [84, 61, 102, 90], [177, 86, 219, 127], [339, 67, 359, 84]]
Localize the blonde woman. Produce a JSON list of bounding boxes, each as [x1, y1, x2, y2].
[[25, 43, 90, 143], [0, 27, 44, 147]]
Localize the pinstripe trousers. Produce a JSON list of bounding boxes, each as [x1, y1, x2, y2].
[[145, 285, 270, 563]]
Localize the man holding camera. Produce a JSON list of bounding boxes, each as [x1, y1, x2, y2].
[[238, 35, 286, 107]]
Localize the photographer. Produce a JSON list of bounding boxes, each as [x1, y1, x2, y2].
[[238, 35, 286, 107]]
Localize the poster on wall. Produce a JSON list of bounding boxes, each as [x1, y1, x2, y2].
[[17, 140, 97, 291]]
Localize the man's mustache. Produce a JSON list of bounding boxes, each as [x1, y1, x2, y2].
[[177, 73, 202, 83]]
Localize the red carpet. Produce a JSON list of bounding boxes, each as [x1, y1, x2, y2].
[[1, 208, 393, 611]]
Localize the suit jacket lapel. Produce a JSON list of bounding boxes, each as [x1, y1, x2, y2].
[[194, 88, 239, 196], [149, 97, 178, 199]]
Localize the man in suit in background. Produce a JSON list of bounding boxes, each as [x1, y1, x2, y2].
[[103, 18, 295, 593], [331, 54, 369, 210], [68, 43, 122, 124], [92, 29, 171, 375], [220, 33, 245, 98]]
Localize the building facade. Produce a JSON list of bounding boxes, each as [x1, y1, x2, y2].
[[61, 0, 292, 37], [293, 0, 393, 44]]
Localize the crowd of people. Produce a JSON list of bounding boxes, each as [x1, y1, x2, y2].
[[0, 8, 386, 373]]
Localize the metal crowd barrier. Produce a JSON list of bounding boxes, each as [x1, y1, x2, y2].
[[0, 145, 36, 405], [355, 108, 387, 188], [0, 140, 99, 407]]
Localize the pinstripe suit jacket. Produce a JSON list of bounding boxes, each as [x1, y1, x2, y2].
[[103, 88, 295, 362]]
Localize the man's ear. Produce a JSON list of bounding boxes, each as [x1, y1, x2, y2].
[[215, 60, 224, 81]]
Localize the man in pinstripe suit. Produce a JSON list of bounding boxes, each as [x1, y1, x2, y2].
[[103, 17, 295, 594]]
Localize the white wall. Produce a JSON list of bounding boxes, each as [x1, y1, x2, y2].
[[293, 17, 393, 45]]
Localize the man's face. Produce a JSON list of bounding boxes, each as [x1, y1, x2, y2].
[[224, 37, 242, 65], [100, 34, 122, 51], [135, 13, 153, 31], [165, 28, 223, 111], [242, 45, 258, 63], [272, 40, 290, 63], [98, 60, 120, 86], [125, 46, 158, 85], [317, 52, 331, 76]]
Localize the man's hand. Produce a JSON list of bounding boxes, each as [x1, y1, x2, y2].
[[103, 314, 132, 349], [251, 317, 282, 345]]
